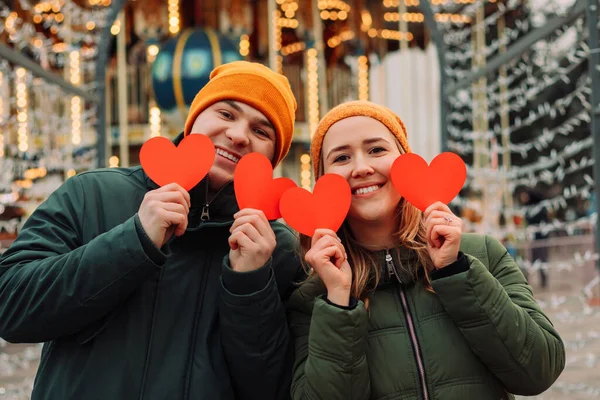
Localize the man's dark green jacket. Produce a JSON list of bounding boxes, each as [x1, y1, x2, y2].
[[0, 141, 302, 399]]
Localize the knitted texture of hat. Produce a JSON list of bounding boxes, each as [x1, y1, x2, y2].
[[184, 61, 297, 166], [311, 100, 411, 176]]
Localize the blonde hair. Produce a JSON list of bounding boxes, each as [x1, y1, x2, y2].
[[299, 136, 434, 307]]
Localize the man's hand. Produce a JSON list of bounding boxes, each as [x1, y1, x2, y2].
[[228, 209, 276, 272], [138, 183, 190, 249]]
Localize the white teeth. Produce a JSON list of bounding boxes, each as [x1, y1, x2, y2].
[[354, 185, 380, 195], [216, 149, 240, 163]]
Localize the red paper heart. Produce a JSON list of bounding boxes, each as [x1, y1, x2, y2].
[[139, 135, 215, 191], [280, 174, 351, 237], [234, 152, 297, 220], [390, 152, 466, 212]]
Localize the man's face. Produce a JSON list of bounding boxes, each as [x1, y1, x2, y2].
[[189, 100, 276, 190]]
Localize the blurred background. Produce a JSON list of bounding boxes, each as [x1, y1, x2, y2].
[[0, 0, 599, 398]]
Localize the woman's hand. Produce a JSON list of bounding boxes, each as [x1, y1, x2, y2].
[[304, 229, 353, 306], [423, 202, 463, 269]]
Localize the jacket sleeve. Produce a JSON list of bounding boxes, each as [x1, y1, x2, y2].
[[431, 234, 565, 395], [218, 227, 303, 400], [288, 288, 371, 400], [0, 176, 165, 343]]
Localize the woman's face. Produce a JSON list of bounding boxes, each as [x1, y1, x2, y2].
[[321, 116, 403, 225]]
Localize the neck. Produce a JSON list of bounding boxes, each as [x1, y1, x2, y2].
[[346, 216, 398, 251], [205, 178, 231, 203]]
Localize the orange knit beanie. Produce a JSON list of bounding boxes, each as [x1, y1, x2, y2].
[[184, 61, 297, 166], [311, 100, 411, 176]]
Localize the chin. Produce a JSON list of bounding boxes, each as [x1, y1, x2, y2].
[[208, 170, 233, 190], [349, 209, 386, 223]]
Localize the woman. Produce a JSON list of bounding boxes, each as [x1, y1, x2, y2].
[[287, 101, 565, 400]]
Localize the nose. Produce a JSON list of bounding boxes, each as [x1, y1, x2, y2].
[[226, 124, 250, 147], [351, 154, 374, 178]]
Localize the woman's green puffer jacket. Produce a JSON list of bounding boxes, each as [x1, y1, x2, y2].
[[287, 233, 565, 400]]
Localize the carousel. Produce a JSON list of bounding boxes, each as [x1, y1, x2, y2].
[[1, 0, 585, 250]]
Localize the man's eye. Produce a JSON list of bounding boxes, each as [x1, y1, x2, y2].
[[254, 128, 270, 138], [219, 111, 233, 119]]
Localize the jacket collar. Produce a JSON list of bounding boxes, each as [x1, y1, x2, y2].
[[372, 246, 425, 286]]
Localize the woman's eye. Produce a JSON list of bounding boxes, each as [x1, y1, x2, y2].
[[370, 147, 386, 154], [333, 155, 349, 163]]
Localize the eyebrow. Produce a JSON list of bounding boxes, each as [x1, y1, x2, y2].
[[326, 137, 389, 160], [223, 100, 275, 132]]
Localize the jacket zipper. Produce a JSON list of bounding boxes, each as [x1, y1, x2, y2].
[[201, 179, 230, 221], [386, 250, 430, 400], [138, 267, 165, 400]]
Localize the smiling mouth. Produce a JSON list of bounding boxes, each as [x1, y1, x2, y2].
[[353, 184, 383, 195], [215, 148, 240, 164]]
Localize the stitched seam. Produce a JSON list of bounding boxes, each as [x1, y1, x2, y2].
[[82, 257, 149, 304], [367, 326, 406, 339], [350, 309, 355, 399], [73, 176, 86, 239], [308, 345, 355, 369]]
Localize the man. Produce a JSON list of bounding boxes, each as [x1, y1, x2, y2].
[[0, 61, 302, 399]]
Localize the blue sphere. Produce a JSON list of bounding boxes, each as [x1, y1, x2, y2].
[[151, 28, 242, 130]]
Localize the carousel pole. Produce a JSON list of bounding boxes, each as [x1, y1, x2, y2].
[[267, 0, 279, 72], [475, 2, 492, 231], [498, 15, 514, 233], [117, 10, 129, 167], [268, 0, 283, 178], [311, 2, 329, 114], [397, 0, 409, 131], [398, 0, 408, 51], [64, 11, 74, 177]]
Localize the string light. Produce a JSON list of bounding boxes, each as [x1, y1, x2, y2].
[[383, 11, 471, 24], [109, 156, 120, 168], [110, 18, 120, 36], [168, 0, 180, 35], [361, 10, 373, 31], [383, 0, 476, 6], [280, 0, 298, 19], [16, 68, 28, 153], [239, 34, 250, 57], [327, 31, 355, 48], [317, 0, 351, 12], [69, 51, 81, 146], [383, 0, 420, 7], [277, 17, 299, 29], [300, 153, 312, 190], [281, 42, 306, 56], [365, 28, 413, 41], [272, 10, 283, 74], [147, 44, 159, 63], [306, 49, 320, 138], [358, 56, 369, 101], [149, 106, 161, 137], [320, 10, 349, 21]]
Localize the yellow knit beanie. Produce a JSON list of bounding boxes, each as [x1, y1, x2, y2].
[[184, 61, 297, 166], [311, 100, 411, 176]]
